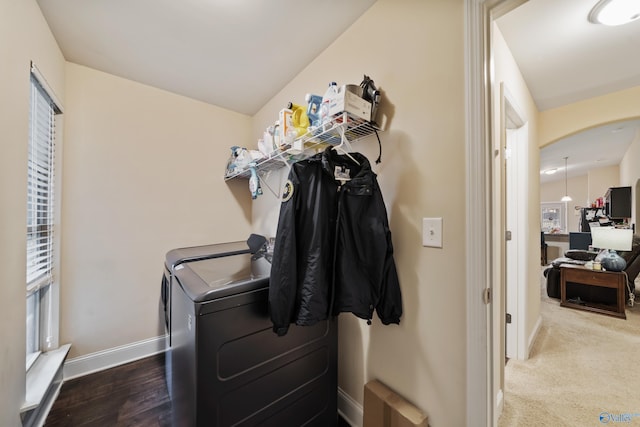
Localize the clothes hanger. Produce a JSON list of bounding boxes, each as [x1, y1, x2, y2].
[[332, 123, 360, 165]]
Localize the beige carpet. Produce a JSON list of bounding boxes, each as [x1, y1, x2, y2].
[[498, 274, 640, 426]]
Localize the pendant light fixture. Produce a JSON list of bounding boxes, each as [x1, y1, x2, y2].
[[561, 156, 572, 202]]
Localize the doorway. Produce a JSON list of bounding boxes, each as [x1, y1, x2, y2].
[[464, 1, 535, 426], [466, 1, 640, 426]]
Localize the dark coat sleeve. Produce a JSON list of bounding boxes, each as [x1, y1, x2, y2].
[[376, 226, 402, 325], [268, 170, 299, 336], [373, 187, 402, 325]]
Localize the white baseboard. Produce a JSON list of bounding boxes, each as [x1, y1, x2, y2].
[[527, 315, 542, 358], [338, 387, 363, 427], [495, 388, 504, 421], [63, 336, 166, 380]]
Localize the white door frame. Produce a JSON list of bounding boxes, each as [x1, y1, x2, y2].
[[504, 85, 528, 361], [465, 1, 528, 426], [505, 126, 530, 360]]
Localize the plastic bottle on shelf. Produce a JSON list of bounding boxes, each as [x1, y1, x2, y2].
[[288, 102, 310, 137], [305, 93, 323, 128], [272, 121, 281, 148], [278, 109, 293, 146], [248, 163, 263, 199], [320, 82, 339, 126]]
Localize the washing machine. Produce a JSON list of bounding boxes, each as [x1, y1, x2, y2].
[[167, 236, 338, 426], [161, 240, 252, 398]]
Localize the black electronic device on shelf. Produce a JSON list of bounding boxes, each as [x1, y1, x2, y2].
[[605, 186, 632, 219]]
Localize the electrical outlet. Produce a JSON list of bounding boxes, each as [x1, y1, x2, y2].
[[422, 217, 443, 248]]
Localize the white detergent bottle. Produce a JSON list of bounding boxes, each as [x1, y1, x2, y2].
[[320, 82, 339, 126]]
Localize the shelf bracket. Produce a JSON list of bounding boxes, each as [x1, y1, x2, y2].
[[258, 169, 281, 199]]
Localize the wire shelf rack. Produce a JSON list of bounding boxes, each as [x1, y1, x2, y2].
[[224, 112, 381, 181]]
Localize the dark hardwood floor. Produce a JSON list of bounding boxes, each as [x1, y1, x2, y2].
[[45, 353, 171, 427], [45, 353, 351, 426]]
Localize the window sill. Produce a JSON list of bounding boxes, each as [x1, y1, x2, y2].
[[21, 344, 71, 412]]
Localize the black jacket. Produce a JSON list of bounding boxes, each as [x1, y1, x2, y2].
[[269, 146, 402, 336]]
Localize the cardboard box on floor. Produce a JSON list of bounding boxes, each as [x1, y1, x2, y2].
[[363, 380, 428, 427]]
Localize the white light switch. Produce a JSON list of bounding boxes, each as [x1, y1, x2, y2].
[[422, 217, 443, 248]]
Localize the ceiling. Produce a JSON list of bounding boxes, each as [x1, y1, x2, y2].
[[36, 0, 640, 181], [496, 0, 640, 183], [537, 119, 640, 183], [35, 0, 377, 116]]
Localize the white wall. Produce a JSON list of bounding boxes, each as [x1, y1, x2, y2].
[[620, 131, 640, 226], [252, 1, 466, 424], [589, 166, 620, 203], [60, 63, 254, 357], [540, 174, 588, 233], [0, 0, 65, 424], [540, 166, 625, 233]]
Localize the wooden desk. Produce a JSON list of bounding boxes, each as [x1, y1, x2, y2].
[[560, 264, 626, 319]]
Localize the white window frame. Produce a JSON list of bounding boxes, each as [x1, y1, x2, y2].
[[541, 202, 567, 234], [26, 63, 62, 370]]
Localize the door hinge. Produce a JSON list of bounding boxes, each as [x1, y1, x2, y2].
[[505, 230, 512, 241], [483, 288, 491, 304], [506, 313, 512, 324]]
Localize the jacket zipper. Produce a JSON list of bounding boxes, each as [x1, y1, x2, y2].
[[329, 183, 345, 317], [331, 181, 374, 325]]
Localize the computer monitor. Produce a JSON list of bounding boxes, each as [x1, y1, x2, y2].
[[569, 232, 592, 250]]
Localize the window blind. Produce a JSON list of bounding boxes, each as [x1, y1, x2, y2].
[[26, 74, 59, 295]]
